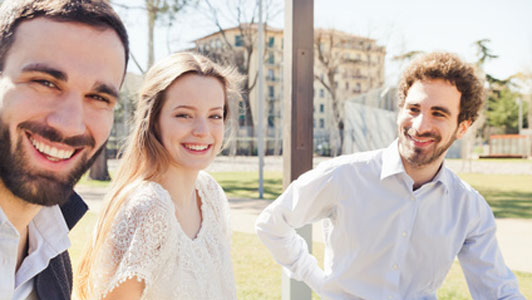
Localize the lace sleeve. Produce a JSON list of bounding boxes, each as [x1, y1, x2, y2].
[[91, 184, 172, 299]]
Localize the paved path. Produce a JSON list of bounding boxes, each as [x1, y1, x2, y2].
[[75, 185, 532, 273]]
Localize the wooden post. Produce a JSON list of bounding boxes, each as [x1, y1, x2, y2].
[[282, 0, 314, 299]]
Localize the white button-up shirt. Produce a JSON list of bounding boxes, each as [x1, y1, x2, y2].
[[256, 140, 524, 299], [0, 204, 70, 300]]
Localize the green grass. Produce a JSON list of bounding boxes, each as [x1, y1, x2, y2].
[[448, 158, 532, 164], [457, 174, 532, 219], [211, 171, 283, 200], [75, 170, 532, 219], [210, 171, 532, 219], [69, 213, 532, 299], [76, 171, 115, 188]]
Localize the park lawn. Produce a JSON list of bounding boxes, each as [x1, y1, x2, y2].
[[77, 171, 532, 219], [210, 171, 283, 200], [76, 166, 532, 219], [69, 212, 532, 299], [210, 171, 532, 219], [76, 171, 115, 188], [457, 173, 532, 219], [448, 158, 532, 164]]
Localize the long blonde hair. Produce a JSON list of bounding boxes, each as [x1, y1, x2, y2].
[[75, 52, 240, 299]]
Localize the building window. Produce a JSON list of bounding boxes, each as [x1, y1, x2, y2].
[[267, 69, 274, 81], [319, 118, 324, 128], [355, 82, 361, 92], [238, 100, 246, 126], [268, 86, 275, 98], [235, 35, 243, 46], [268, 99, 275, 115], [268, 115, 275, 127], [268, 37, 275, 48], [319, 104, 324, 113], [268, 53, 274, 64], [320, 89, 324, 98], [267, 99, 275, 127]]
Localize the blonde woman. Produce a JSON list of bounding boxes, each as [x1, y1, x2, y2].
[[76, 52, 240, 300]]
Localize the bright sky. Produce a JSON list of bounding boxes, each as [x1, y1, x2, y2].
[[115, 0, 532, 86]]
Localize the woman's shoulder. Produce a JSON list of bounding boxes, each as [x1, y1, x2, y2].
[[196, 170, 219, 186], [196, 171, 227, 210], [196, 171, 224, 195], [120, 180, 175, 220]]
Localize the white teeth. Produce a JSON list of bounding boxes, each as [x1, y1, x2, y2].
[[29, 136, 75, 160], [410, 135, 431, 143], [185, 144, 208, 151]]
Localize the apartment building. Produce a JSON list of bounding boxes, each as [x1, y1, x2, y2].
[[193, 25, 385, 154]]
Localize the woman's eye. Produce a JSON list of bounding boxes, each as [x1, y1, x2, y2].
[[175, 113, 191, 118], [210, 114, 223, 120]]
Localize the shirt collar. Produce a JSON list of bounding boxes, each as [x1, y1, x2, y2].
[[430, 161, 451, 192], [28, 205, 70, 255], [0, 204, 9, 226], [380, 139, 406, 180], [380, 139, 452, 192]]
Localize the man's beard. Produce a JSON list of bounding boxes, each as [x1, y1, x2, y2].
[[399, 126, 458, 168], [0, 120, 102, 206]]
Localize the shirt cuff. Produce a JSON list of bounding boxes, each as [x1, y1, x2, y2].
[[303, 266, 326, 294]]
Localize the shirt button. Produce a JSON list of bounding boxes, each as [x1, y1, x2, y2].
[[392, 264, 399, 270], [401, 231, 407, 237]]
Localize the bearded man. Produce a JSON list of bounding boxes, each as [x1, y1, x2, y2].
[[256, 52, 525, 299], [0, 1, 129, 299]]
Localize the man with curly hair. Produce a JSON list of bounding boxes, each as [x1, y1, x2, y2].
[[0, 1, 128, 299], [257, 52, 524, 299]]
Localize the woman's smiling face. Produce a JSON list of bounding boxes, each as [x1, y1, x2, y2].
[[157, 73, 225, 172]]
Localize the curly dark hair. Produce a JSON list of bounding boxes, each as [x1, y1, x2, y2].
[[397, 52, 485, 124]]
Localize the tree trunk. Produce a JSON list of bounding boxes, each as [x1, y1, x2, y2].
[[89, 143, 110, 181]]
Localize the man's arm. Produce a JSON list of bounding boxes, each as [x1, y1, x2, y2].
[[255, 165, 339, 293], [458, 198, 524, 299]]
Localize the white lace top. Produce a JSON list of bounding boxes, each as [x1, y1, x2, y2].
[[90, 171, 236, 300]]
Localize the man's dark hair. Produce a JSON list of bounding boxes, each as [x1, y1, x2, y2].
[[397, 52, 485, 124], [0, 0, 129, 72]]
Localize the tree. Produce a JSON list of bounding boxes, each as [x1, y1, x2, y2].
[[474, 39, 498, 67], [472, 39, 528, 136], [195, 0, 281, 155], [112, 0, 195, 70], [314, 29, 385, 156], [144, 0, 194, 68], [487, 86, 528, 133], [89, 145, 111, 181]]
